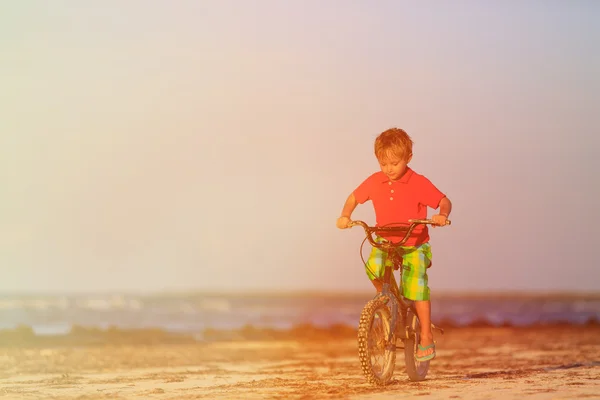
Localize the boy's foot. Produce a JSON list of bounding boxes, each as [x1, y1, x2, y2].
[[415, 335, 436, 361], [415, 343, 436, 362]]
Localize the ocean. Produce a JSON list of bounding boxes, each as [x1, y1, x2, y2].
[[1, 292, 599, 336]]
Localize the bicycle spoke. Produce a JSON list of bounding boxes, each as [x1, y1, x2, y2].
[[368, 309, 391, 376]]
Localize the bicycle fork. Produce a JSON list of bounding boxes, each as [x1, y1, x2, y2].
[[382, 283, 404, 351]]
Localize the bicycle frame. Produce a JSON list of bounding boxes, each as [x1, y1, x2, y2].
[[348, 219, 450, 345]]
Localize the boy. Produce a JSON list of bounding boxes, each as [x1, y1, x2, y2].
[[336, 128, 452, 362]]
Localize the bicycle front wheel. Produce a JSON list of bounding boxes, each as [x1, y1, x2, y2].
[[357, 296, 396, 386]]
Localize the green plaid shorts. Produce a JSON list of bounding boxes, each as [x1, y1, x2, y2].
[[365, 237, 432, 301]]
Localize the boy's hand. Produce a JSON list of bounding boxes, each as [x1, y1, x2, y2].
[[336, 216, 351, 229], [431, 214, 448, 227]]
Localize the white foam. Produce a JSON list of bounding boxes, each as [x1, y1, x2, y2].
[[199, 298, 231, 312]]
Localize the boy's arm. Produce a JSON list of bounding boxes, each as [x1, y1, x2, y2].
[[336, 193, 358, 229], [432, 196, 452, 226], [337, 173, 372, 229], [438, 196, 452, 217]]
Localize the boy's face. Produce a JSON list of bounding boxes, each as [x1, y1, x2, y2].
[[378, 153, 412, 182]]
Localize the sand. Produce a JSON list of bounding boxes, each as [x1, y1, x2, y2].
[[1, 325, 599, 399]]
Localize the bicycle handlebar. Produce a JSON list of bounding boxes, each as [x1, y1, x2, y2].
[[348, 219, 451, 248]]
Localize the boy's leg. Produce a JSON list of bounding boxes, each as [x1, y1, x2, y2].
[[414, 301, 434, 358], [365, 241, 391, 293], [400, 244, 434, 359]]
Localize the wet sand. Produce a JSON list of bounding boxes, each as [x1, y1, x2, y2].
[[1, 325, 599, 399]]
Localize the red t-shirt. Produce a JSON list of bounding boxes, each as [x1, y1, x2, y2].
[[353, 168, 446, 247]]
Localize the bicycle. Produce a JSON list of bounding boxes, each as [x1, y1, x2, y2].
[[348, 218, 451, 385]]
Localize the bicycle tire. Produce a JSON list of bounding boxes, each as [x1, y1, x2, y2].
[[403, 308, 430, 381], [357, 296, 396, 386]]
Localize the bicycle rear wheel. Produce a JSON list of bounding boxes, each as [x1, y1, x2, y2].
[[404, 308, 430, 381], [357, 296, 396, 386]]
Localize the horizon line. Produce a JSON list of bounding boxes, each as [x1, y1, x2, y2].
[[1, 288, 600, 299]]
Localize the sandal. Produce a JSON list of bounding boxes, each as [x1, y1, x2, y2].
[[415, 343, 436, 362]]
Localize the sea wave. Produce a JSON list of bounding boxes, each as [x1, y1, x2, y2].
[[1, 292, 598, 336], [1, 318, 598, 347]]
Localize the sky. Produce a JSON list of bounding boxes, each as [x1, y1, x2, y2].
[[2, 1, 599, 294]]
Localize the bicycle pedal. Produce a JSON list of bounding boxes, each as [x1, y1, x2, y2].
[[431, 323, 445, 335]]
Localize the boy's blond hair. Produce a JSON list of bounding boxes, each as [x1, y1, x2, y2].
[[374, 128, 413, 161]]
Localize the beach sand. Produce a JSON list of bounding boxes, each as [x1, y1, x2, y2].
[[1, 325, 599, 399]]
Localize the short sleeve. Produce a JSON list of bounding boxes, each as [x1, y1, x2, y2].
[[353, 174, 377, 204], [418, 175, 446, 209]]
